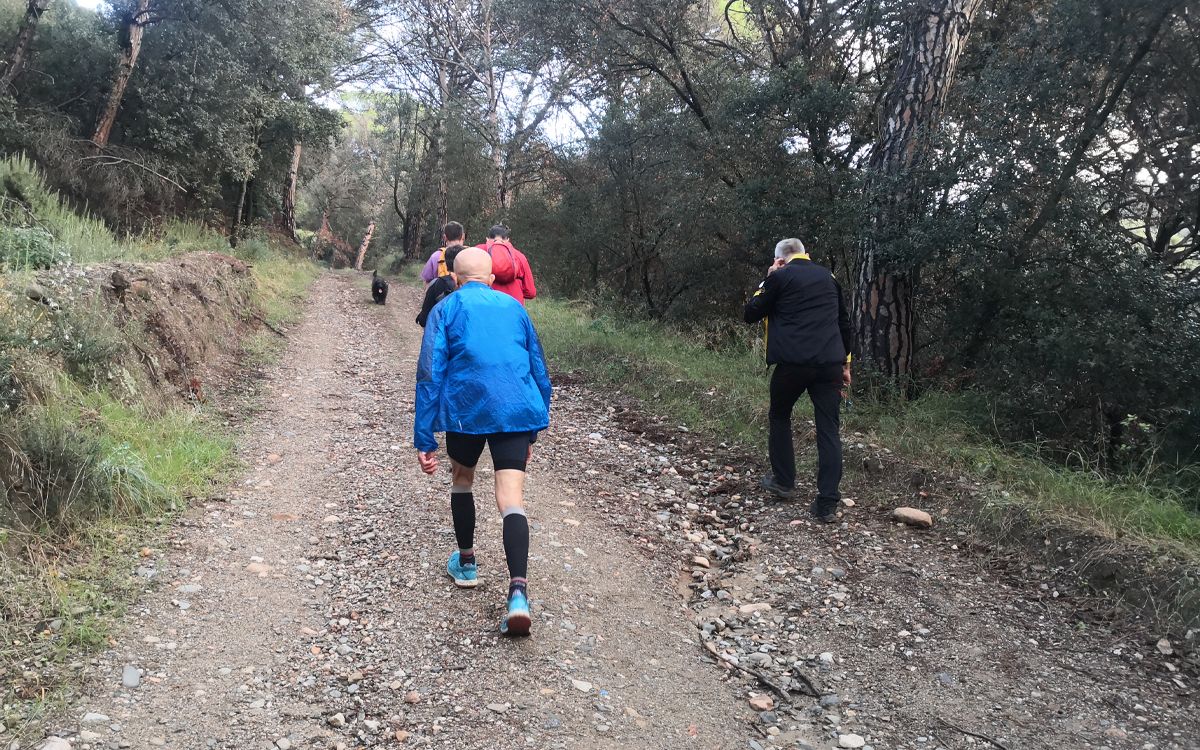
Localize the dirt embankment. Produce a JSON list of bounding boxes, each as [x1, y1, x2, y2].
[[84, 252, 261, 405], [32, 251, 261, 407], [1, 251, 269, 529]]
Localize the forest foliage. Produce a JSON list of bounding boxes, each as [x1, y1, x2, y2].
[[0, 0, 1197, 490]]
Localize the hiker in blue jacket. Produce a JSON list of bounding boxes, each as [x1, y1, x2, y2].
[[414, 247, 552, 637]]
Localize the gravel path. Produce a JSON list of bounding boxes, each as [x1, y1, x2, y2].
[[42, 273, 1197, 750], [50, 275, 795, 750]]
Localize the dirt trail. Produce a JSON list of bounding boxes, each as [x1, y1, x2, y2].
[[43, 273, 1197, 750], [49, 275, 797, 750]]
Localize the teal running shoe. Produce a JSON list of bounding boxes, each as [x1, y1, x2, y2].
[[446, 551, 478, 589], [500, 588, 531, 637]]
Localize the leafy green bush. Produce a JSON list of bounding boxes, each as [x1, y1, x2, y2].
[[0, 226, 68, 271]]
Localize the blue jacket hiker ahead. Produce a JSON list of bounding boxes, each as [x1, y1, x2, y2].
[[414, 281, 552, 451], [412, 247, 551, 638]]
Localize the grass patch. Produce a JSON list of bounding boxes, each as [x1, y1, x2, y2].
[[0, 386, 233, 735], [528, 297, 1200, 552], [0, 166, 319, 735], [251, 251, 321, 328]]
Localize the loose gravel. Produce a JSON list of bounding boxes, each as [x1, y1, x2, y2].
[[39, 274, 1197, 750]]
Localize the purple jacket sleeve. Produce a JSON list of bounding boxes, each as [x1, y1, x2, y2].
[[420, 251, 440, 283]]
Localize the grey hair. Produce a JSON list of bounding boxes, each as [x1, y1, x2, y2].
[[774, 238, 806, 259]]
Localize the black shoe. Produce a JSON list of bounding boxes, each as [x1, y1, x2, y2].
[[810, 501, 838, 524], [759, 475, 795, 499]]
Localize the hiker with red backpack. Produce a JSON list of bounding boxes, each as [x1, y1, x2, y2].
[[476, 225, 536, 305]]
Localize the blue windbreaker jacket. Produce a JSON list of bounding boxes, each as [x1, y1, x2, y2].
[[414, 282, 552, 452]]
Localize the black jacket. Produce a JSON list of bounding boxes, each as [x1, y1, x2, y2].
[[416, 275, 456, 327], [743, 257, 852, 366]]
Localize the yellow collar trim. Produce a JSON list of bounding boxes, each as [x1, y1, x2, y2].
[[787, 253, 810, 262]]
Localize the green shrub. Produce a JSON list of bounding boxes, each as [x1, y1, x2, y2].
[[0, 226, 68, 271], [52, 302, 125, 381], [0, 154, 124, 264], [1, 409, 121, 526]]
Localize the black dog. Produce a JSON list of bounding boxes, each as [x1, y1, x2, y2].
[[371, 270, 389, 305]]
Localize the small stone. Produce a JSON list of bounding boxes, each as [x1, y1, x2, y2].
[[747, 652, 772, 668], [936, 672, 956, 686], [363, 720, 380, 733], [748, 694, 774, 711], [892, 507, 933, 528], [122, 665, 140, 688], [759, 711, 778, 725], [346, 670, 364, 684], [82, 712, 111, 723], [394, 730, 410, 742], [839, 734, 866, 749], [404, 691, 421, 704], [327, 713, 346, 727], [487, 703, 509, 714], [1156, 638, 1173, 655], [571, 679, 592, 693], [276, 740, 292, 750], [692, 556, 711, 569], [819, 652, 835, 665], [41, 738, 72, 750], [820, 694, 842, 708], [246, 562, 271, 575], [738, 603, 771, 614]]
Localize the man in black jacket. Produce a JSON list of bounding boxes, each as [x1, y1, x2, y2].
[[744, 238, 852, 523]]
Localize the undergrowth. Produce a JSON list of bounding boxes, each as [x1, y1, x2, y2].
[[0, 155, 320, 734], [528, 297, 1200, 553]]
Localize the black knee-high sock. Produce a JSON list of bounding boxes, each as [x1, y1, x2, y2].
[[502, 510, 528, 593], [451, 491, 475, 562]]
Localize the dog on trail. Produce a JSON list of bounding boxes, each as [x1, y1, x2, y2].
[[371, 270, 389, 305]]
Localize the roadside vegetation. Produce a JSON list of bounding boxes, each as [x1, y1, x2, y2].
[[0, 155, 318, 734], [530, 298, 1200, 554]]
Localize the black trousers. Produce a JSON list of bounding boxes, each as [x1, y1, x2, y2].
[[768, 363, 843, 508]]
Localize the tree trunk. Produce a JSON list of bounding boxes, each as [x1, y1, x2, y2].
[[480, 0, 506, 216], [0, 0, 51, 91], [853, 0, 982, 381], [432, 60, 450, 237], [230, 175, 250, 248], [92, 0, 152, 147], [354, 222, 376, 271], [279, 140, 303, 242]]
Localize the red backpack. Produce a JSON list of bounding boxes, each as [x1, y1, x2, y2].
[[484, 240, 519, 284]]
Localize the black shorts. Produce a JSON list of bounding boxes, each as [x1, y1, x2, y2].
[[446, 431, 535, 472]]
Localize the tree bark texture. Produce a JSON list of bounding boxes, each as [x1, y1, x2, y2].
[[853, 0, 982, 381], [0, 0, 51, 91], [231, 175, 250, 248], [354, 221, 376, 271], [433, 59, 450, 238], [479, 0, 507, 216], [280, 140, 303, 242], [92, 0, 152, 147]]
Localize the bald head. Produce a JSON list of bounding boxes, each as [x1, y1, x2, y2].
[[453, 247, 494, 286]]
